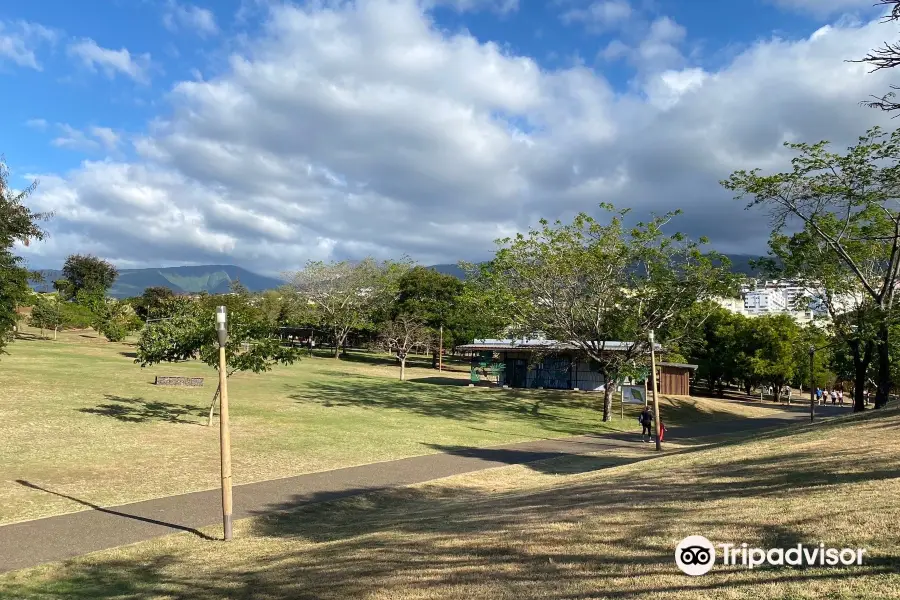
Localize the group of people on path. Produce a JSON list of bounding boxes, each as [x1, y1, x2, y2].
[[815, 387, 845, 406], [638, 406, 665, 443]]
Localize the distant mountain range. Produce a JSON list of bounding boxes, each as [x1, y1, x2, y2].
[[30, 265, 285, 299], [29, 254, 768, 299]]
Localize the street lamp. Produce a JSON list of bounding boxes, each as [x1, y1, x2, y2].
[[216, 306, 233, 541]]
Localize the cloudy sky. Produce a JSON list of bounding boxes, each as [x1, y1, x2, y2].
[[2, 0, 899, 275]]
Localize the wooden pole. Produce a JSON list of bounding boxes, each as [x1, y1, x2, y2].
[[216, 307, 233, 541], [649, 331, 662, 452], [809, 346, 815, 423], [439, 325, 443, 372]]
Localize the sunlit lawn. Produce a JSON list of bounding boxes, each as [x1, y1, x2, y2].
[[1, 327, 786, 524], [3, 401, 898, 599]]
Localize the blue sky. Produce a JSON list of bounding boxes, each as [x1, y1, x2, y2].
[[0, 0, 892, 272]]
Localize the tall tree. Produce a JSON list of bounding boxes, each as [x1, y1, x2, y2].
[[132, 286, 176, 321], [286, 258, 409, 359], [136, 294, 301, 425], [746, 314, 801, 403], [30, 294, 63, 339], [762, 229, 876, 412], [471, 204, 735, 421], [393, 266, 463, 366], [723, 127, 900, 408], [56, 254, 118, 302], [377, 315, 431, 381], [0, 159, 50, 357]]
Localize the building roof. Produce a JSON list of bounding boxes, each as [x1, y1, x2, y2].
[[657, 362, 699, 370], [457, 339, 661, 352]]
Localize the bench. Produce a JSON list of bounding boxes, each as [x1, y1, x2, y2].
[[155, 376, 204, 387]]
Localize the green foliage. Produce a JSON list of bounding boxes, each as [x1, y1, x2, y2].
[[56, 254, 118, 301], [94, 300, 141, 342], [0, 159, 50, 357], [135, 294, 301, 376], [470, 204, 735, 420], [29, 295, 63, 334], [132, 286, 176, 320], [286, 258, 411, 356], [723, 127, 900, 408]]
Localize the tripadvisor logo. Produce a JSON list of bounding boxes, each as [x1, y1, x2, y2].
[[675, 536, 867, 576]]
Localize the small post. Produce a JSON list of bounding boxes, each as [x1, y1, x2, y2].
[[649, 331, 662, 452], [439, 324, 444, 372], [809, 345, 815, 423], [216, 307, 233, 541]]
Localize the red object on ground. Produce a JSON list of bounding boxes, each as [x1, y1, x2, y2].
[[659, 422, 666, 442]]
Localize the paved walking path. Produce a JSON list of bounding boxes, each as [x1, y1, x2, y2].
[[0, 404, 847, 573]]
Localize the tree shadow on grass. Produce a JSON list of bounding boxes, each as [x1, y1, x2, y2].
[[77, 395, 207, 424], [5, 426, 900, 599]]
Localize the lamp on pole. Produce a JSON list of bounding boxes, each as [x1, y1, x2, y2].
[[649, 330, 662, 452], [216, 306, 233, 541]]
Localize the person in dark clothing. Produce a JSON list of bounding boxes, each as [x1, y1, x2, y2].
[[639, 407, 653, 443]]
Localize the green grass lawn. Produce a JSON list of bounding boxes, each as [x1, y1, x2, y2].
[[2, 400, 897, 598], [0, 327, 786, 525]]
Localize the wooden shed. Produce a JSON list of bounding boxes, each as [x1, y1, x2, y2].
[[656, 362, 698, 396]]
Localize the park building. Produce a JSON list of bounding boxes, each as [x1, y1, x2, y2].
[[457, 338, 696, 396]]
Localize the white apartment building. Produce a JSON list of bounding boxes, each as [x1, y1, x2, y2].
[[743, 289, 788, 315]]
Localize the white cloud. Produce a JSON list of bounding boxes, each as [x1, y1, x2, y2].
[[25, 118, 48, 130], [562, 0, 633, 30], [51, 124, 121, 153], [18, 1, 900, 274], [162, 1, 219, 36], [67, 38, 151, 83], [0, 20, 58, 70]]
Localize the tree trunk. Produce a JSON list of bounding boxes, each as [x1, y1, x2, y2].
[[601, 378, 615, 422], [400, 357, 406, 381], [773, 385, 782, 404], [53, 327, 57, 341], [333, 334, 342, 359], [207, 384, 221, 426], [852, 339, 873, 413], [431, 351, 439, 369], [875, 320, 891, 409]]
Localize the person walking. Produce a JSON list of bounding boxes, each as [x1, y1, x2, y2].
[[838, 389, 844, 406], [831, 389, 837, 405], [639, 406, 653, 443], [816, 387, 823, 405]]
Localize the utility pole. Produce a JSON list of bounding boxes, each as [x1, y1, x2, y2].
[[216, 306, 233, 541], [809, 346, 815, 423], [649, 331, 662, 451], [439, 324, 443, 372]]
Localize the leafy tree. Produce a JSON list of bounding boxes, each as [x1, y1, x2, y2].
[[286, 258, 410, 359], [682, 305, 747, 397], [29, 294, 63, 339], [229, 278, 250, 298], [0, 159, 50, 357], [55, 254, 118, 302], [793, 324, 836, 395], [471, 204, 735, 421], [136, 294, 301, 425], [132, 286, 176, 320], [745, 315, 801, 403], [393, 266, 463, 366], [723, 127, 900, 408], [377, 315, 431, 380], [95, 299, 141, 342]]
